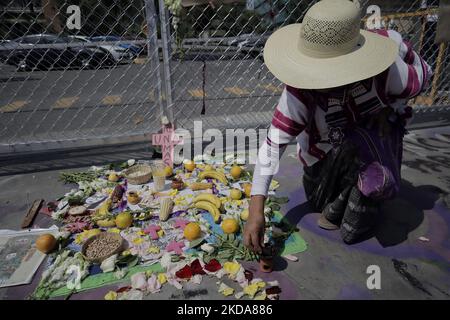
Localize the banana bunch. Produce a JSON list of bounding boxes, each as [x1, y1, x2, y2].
[[192, 194, 222, 223], [96, 199, 112, 217], [96, 218, 116, 228], [198, 171, 228, 185], [92, 199, 115, 227]]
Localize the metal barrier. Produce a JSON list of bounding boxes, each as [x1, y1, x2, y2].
[[0, 0, 163, 153], [0, 0, 448, 155], [165, 0, 449, 132]]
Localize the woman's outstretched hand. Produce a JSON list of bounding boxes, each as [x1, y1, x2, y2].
[[243, 195, 266, 254]]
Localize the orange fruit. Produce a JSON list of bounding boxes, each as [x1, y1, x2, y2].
[[242, 183, 252, 198], [108, 173, 119, 182], [230, 165, 243, 179], [230, 188, 242, 200], [35, 234, 57, 254], [184, 160, 196, 172], [115, 212, 133, 229], [221, 219, 239, 234], [184, 222, 201, 241], [240, 209, 249, 221]]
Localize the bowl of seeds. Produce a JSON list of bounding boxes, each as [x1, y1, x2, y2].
[[81, 232, 125, 264]]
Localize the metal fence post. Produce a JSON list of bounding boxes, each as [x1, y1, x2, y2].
[[158, 0, 174, 123], [144, 0, 164, 119]]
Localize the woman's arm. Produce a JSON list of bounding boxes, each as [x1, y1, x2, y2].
[[370, 29, 432, 135], [244, 85, 307, 253], [373, 30, 432, 119]]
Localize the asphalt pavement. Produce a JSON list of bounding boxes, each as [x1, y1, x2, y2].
[[0, 58, 281, 148]]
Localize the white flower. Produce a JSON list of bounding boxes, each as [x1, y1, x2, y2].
[[147, 274, 162, 293], [114, 268, 128, 280], [118, 289, 144, 300], [100, 254, 118, 273], [267, 280, 279, 287], [56, 230, 71, 240], [127, 159, 136, 167], [200, 243, 215, 254], [77, 181, 88, 190], [131, 272, 147, 290], [91, 179, 108, 191], [74, 190, 84, 197], [52, 207, 68, 220]]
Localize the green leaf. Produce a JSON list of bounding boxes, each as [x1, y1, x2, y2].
[[189, 238, 205, 249], [127, 256, 139, 268], [273, 196, 289, 204], [271, 204, 281, 211]]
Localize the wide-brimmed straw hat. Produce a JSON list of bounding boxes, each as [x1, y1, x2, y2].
[[263, 0, 399, 89]]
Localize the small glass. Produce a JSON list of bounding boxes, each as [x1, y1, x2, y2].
[[151, 160, 166, 192]]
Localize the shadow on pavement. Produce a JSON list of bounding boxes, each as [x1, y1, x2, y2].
[[282, 180, 444, 248]]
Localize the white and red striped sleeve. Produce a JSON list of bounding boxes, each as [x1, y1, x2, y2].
[[386, 29, 432, 96], [251, 85, 308, 197], [373, 29, 432, 119]]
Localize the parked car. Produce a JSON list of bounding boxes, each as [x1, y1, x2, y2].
[[90, 35, 145, 57], [6, 34, 115, 71], [67, 35, 134, 64], [0, 40, 13, 63], [235, 36, 268, 60]]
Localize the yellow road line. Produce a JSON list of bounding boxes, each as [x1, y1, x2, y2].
[[102, 95, 122, 105], [188, 89, 206, 98], [259, 84, 283, 94], [224, 87, 250, 96], [134, 57, 147, 65], [0, 100, 28, 113], [148, 89, 166, 102], [133, 115, 144, 125], [53, 96, 79, 109]]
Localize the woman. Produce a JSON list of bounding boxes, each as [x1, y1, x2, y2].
[[244, 0, 432, 250]]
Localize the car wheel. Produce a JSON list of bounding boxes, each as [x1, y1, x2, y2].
[[16, 59, 29, 72], [80, 58, 92, 69]]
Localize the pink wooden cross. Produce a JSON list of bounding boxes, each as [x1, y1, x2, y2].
[[152, 125, 183, 168], [144, 224, 161, 240], [166, 240, 185, 255], [173, 219, 190, 230]]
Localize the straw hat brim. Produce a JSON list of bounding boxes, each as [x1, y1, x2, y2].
[[263, 24, 399, 89]]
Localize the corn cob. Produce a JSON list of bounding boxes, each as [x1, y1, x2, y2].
[[159, 197, 174, 221], [189, 182, 213, 191]]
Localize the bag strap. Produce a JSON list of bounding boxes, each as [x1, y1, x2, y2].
[[354, 127, 383, 165]]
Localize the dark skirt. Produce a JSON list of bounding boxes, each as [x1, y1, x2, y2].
[[303, 126, 404, 244]]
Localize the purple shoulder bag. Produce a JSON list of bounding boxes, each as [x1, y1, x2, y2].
[[346, 126, 404, 200]]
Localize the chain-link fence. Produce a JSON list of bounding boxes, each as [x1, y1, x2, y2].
[[167, 0, 449, 132], [0, 0, 163, 153], [0, 0, 448, 154]]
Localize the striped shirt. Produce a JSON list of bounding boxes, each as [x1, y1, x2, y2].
[[252, 29, 432, 197]]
